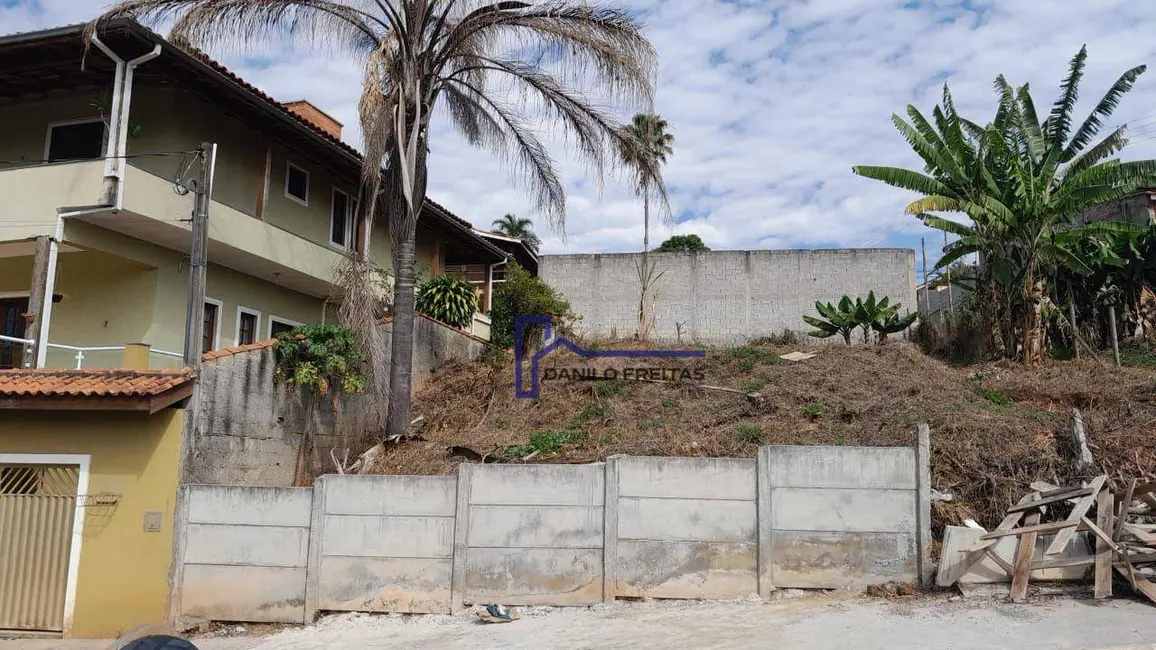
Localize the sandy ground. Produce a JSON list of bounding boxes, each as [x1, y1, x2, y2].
[[6, 593, 1156, 650]]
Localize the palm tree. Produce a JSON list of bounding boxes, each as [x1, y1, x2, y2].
[[620, 113, 673, 338], [853, 47, 1156, 363], [621, 113, 674, 254], [91, 1, 661, 434], [492, 213, 540, 249]]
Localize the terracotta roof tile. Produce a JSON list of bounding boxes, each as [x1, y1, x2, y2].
[[0, 368, 195, 398], [202, 339, 277, 362]]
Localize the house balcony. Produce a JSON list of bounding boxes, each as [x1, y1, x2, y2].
[[0, 160, 343, 299]]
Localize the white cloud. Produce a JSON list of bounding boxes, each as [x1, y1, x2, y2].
[[7, 0, 1156, 263]]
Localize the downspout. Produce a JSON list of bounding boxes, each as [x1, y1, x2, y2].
[[90, 34, 161, 209]]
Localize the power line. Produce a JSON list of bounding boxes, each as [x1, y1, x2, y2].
[[0, 149, 200, 168]]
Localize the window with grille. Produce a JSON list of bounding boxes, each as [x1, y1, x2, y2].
[[237, 310, 258, 345]]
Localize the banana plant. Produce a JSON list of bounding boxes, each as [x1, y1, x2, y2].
[[803, 297, 858, 344]]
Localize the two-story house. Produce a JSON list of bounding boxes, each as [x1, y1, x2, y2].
[[0, 19, 507, 370]]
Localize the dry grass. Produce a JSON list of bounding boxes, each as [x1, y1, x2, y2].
[[370, 339, 1156, 533]]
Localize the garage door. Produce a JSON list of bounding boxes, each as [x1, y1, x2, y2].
[[0, 464, 79, 632]]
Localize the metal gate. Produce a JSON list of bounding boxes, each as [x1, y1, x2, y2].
[[0, 464, 79, 632]]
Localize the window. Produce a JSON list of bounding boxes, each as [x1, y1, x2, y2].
[[330, 189, 355, 248], [268, 316, 304, 339], [202, 300, 221, 353], [285, 162, 309, 205], [236, 307, 261, 345], [45, 120, 106, 162]]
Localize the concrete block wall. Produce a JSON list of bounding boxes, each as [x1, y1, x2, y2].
[[174, 486, 313, 624], [306, 475, 457, 617], [759, 446, 922, 589], [609, 456, 759, 599], [172, 440, 931, 623], [188, 314, 491, 488], [455, 464, 606, 607], [540, 249, 917, 345]]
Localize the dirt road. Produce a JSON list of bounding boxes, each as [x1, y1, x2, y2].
[[7, 594, 1156, 650]]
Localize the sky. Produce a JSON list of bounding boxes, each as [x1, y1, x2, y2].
[[5, 0, 1156, 270]]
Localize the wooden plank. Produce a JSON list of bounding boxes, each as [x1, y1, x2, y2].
[[1094, 489, 1114, 599], [1010, 512, 1041, 602], [1124, 524, 1156, 545], [1006, 488, 1092, 513], [1141, 494, 1156, 511], [1032, 552, 1156, 571], [1082, 516, 1119, 553], [1115, 478, 1138, 542], [984, 548, 1014, 575], [970, 520, 1087, 544], [1133, 482, 1156, 498], [1045, 475, 1107, 555], [1132, 576, 1156, 605], [957, 493, 1033, 553]]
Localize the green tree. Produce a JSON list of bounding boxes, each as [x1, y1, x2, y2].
[[490, 264, 575, 350], [656, 234, 709, 253], [94, 1, 661, 434], [492, 214, 541, 249], [853, 47, 1156, 363]]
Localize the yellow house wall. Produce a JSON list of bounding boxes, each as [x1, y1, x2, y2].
[[1, 223, 325, 369], [0, 409, 184, 639]]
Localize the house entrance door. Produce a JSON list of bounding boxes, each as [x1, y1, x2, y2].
[[0, 463, 80, 633]]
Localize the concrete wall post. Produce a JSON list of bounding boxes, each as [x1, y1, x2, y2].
[[166, 485, 191, 628], [303, 475, 328, 622], [915, 424, 933, 587], [602, 455, 619, 603], [756, 445, 774, 596], [450, 462, 474, 613]]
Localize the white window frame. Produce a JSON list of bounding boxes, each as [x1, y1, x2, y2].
[[329, 187, 355, 249], [43, 118, 108, 163], [267, 315, 305, 339], [0, 453, 90, 638], [203, 297, 224, 352], [235, 306, 262, 346], [284, 161, 310, 206]]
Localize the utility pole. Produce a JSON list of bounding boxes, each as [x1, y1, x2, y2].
[[183, 142, 216, 367], [920, 238, 929, 314], [944, 232, 954, 314]]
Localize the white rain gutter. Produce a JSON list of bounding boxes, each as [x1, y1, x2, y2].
[[486, 257, 509, 313], [89, 34, 161, 209], [34, 37, 162, 366]]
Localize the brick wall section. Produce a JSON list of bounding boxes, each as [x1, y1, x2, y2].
[[540, 249, 917, 345]]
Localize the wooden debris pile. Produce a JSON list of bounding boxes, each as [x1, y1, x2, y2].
[[945, 475, 1156, 603]]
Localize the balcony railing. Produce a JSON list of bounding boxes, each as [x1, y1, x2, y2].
[[0, 335, 183, 370]]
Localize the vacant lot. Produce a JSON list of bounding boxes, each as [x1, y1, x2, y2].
[[375, 340, 1156, 529]]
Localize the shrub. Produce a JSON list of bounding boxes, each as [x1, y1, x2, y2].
[[273, 324, 366, 399], [491, 264, 576, 349], [733, 426, 764, 444], [415, 274, 477, 329]]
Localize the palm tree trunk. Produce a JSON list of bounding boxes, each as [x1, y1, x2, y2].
[[386, 222, 417, 436], [384, 141, 428, 436], [638, 189, 650, 339]]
